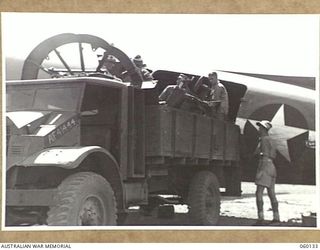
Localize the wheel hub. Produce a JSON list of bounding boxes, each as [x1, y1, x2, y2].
[[205, 188, 217, 222], [79, 197, 104, 226]]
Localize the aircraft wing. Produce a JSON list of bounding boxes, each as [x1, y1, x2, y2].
[[216, 71, 316, 184], [217, 71, 315, 131]]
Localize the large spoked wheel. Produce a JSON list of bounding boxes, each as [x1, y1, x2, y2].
[[21, 33, 142, 86], [47, 172, 117, 226], [188, 171, 221, 225]]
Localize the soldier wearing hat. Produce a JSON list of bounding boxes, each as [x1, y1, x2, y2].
[[133, 55, 154, 81], [254, 120, 280, 225], [204, 72, 229, 120], [159, 73, 190, 106], [99, 54, 122, 81]]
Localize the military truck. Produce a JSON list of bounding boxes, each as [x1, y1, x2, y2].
[[5, 33, 246, 226]]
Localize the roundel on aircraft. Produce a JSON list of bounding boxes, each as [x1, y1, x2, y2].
[[246, 103, 309, 130], [242, 103, 310, 164]]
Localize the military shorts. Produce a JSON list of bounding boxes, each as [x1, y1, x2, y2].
[[255, 158, 277, 188]]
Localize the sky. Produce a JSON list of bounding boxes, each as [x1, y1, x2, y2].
[[2, 13, 319, 77]]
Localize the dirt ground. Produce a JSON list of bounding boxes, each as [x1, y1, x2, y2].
[[122, 182, 317, 227]]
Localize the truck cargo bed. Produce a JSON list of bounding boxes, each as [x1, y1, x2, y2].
[[145, 105, 240, 163]]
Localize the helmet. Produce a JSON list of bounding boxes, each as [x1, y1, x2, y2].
[[133, 55, 146, 67], [105, 55, 117, 63], [256, 120, 272, 130], [177, 73, 187, 80], [208, 72, 218, 78]]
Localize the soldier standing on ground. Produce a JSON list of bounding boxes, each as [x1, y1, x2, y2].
[[204, 72, 229, 120], [254, 120, 280, 226]]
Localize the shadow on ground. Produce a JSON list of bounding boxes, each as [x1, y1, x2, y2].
[[122, 211, 309, 227]]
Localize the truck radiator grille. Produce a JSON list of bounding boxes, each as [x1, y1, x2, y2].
[[10, 145, 24, 155]]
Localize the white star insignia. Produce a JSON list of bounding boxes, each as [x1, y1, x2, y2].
[[248, 104, 308, 162]]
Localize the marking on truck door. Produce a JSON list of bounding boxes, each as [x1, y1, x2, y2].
[[46, 117, 79, 145]]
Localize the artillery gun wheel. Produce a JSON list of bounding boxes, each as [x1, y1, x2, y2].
[[188, 171, 221, 225], [21, 33, 142, 86], [47, 172, 117, 226]]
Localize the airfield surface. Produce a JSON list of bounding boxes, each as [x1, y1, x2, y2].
[[123, 182, 317, 227]]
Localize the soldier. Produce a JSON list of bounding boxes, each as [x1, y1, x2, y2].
[[133, 55, 154, 81], [254, 120, 280, 226], [99, 54, 122, 81], [159, 73, 190, 106], [204, 72, 229, 120]]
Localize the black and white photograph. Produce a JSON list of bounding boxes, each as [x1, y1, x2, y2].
[[2, 13, 318, 229]]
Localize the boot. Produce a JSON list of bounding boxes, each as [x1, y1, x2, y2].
[[253, 201, 264, 226], [271, 202, 280, 222], [258, 211, 264, 220]]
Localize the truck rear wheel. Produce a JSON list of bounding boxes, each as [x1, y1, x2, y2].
[[188, 171, 221, 225], [47, 172, 117, 226]]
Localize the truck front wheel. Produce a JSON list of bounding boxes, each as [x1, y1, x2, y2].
[[47, 172, 117, 226], [188, 171, 221, 225]]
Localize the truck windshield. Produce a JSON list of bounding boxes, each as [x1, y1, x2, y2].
[[7, 86, 82, 112]]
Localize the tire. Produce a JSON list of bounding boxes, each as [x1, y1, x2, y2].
[[47, 172, 117, 226], [188, 171, 221, 225], [157, 205, 175, 219]]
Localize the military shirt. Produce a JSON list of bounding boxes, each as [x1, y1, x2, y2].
[[207, 82, 229, 115], [255, 135, 277, 188], [140, 68, 154, 81], [259, 136, 277, 160]]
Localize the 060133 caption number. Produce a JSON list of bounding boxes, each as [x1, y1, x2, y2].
[[300, 244, 319, 248]]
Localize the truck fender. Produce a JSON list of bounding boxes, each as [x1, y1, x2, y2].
[[20, 146, 112, 168], [19, 146, 125, 210]]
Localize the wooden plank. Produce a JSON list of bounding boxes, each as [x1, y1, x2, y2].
[[169, 157, 186, 164], [132, 88, 146, 177], [186, 157, 198, 164], [225, 123, 240, 161], [191, 114, 197, 158], [126, 87, 135, 177], [146, 156, 165, 165], [198, 158, 210, 165], [127, 87, 146, 178], [162, 106, 174, 156], [194, 115, 211, 158], [119, 87, 129, 179], [174, 111, 193, 157], [212, 119, 225, 159], [145, 106, 161, 155], [210, 119, 214, 160], [171, 109, 176, 157], [148, 167, 168, 176], [145, 105, 173, 157]]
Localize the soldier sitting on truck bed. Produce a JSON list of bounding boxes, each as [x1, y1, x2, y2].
[[159, 74, 200, 112], [159, 73, 188, 107], [203, 72, 229, 120], [133, 55, 154, 81]]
